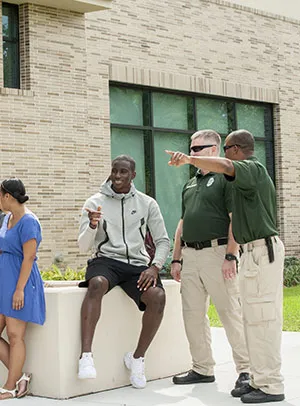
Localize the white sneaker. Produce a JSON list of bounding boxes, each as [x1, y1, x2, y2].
[[124, 352, 146, 389], [78, 352, 97, 379]]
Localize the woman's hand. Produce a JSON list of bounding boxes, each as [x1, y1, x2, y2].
[[12, 289, 24, 310]]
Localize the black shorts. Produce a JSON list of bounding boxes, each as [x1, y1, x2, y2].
[[78, 256, 164, 311]]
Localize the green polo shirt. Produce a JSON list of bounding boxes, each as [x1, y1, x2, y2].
[[226, 156, 278, 244], [182, 171, 232, 242]]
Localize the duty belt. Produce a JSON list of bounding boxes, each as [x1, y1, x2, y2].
[[240, 235, 276, 263], [181, 237, 228, 250]]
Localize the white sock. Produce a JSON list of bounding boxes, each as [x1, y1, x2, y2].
[[81, 352, 92, 359]]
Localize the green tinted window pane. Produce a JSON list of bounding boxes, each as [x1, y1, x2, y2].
[[254, 141, 267, 167], [3, 41, 19, 88], [2, 14, 9, 37], [110, 87, 143, 126], [2, 4, 18, 40], [196, 98, 228, 134], [236, 104, 265, 138], [154, 132, 190, 239], [220, 137, 226, 157], [111, 128, 146, 192], [153, 93, 188, 130]]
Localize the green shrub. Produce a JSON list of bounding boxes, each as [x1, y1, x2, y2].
[[284, 256, 300, 287], [41, 264, 85, 281]]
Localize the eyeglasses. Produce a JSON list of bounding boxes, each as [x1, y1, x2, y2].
[[190, 145, 216, 153], [223, 144, 241, 153]]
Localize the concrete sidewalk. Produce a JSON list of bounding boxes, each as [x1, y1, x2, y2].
[[14, 328, 300, 406]]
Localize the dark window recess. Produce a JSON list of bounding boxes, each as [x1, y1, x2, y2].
[[109, 83, 275, 238], [2, 3, 20, 89]]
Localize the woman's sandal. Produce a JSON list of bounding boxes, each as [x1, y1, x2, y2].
[[0, 387, 17, 399], [16, 373, 32, 399]]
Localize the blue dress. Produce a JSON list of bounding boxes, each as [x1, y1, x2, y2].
[[0, 213, 45, 325]]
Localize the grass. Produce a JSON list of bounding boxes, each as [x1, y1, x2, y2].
[[208, 285, 300, 332]]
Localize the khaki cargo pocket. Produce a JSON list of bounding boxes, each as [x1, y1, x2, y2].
[[242, 268, 259, 297], [244, 295, 276, 325]]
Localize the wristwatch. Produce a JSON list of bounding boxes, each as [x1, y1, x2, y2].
[[171, 259, 183, 265], [225, 253, 238, 263]]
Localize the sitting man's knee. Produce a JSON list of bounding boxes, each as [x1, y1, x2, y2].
[[87, 276, 107, 297], [144, 288, 166, 313]]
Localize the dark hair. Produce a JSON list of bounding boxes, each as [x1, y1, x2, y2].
[[228, 129, 254, 155], [0, 178, 29, 204], [112, 155, 136, 172]]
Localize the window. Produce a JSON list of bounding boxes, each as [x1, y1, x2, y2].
[[2, 3, 20, 88], [110, 84, 274, 238]]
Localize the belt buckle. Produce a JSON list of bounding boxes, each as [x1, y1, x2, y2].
[[195, 242, 204, 250]]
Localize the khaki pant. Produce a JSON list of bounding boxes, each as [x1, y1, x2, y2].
[[181, 244, 249, 376], [239, 236, 285, 395]]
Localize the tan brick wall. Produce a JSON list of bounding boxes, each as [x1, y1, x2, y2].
[[0, 0, 299, 268], [85, 0, 300, 256]]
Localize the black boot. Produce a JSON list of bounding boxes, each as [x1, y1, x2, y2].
[[231, 383, 255, 398], [241, 389, 285, 403], [234, 372, 250, 388], [173, 370, 215, 385]]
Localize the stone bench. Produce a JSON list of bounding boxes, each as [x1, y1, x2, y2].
[[0, 280, 190, 399]]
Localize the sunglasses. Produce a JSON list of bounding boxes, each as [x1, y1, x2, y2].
[[223, 144, 241, 153], [190, 144, 216, 153]]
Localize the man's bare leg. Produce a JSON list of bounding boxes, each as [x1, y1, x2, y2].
[[80, 276, 109, 354]]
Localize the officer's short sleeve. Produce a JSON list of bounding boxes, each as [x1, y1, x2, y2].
[[181, 191, 186, 218], [223, 179, 233, 213], [228, 159, 259, 190], [20, 215, 42, 246], [181, 182, 189, 218]]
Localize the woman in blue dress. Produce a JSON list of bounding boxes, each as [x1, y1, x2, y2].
[[0, 178, 45, 400]]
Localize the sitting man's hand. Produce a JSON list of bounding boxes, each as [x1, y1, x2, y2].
[[85, 206, 102, 229], [137, 265, 159, 291]]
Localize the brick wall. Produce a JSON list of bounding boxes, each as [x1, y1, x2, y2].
[[0, 0, 299, 268]]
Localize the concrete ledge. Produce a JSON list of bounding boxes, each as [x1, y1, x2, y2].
[[110, 64, 279, 104], [0, 280, 190, 399]]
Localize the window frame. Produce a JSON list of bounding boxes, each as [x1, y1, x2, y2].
[[110, 82, 275, 198], [2, 2, 20, 89]]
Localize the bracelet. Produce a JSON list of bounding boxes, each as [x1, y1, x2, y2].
[[171, 259, 183, 265]]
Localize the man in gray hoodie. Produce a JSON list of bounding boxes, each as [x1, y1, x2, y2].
[[77, 155, 170, 389]]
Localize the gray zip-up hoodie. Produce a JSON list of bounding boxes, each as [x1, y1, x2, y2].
[[78, 181, 170, 268]]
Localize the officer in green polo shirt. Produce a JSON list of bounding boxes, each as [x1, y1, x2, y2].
[[171, 130, 250, 392], [166, 129, 285, 404]]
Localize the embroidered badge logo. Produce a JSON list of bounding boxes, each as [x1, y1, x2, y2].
[[207, 178, 214, 187], [131, 210, 137, 215]]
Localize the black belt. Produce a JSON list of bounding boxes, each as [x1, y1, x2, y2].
[[181, 237, 228, 250]]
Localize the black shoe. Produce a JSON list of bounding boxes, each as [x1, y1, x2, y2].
[[172, 370, 215, 385], [231, 383, 255, 398], [235, 372, 250, 388], [241, 389, 285, 403]]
